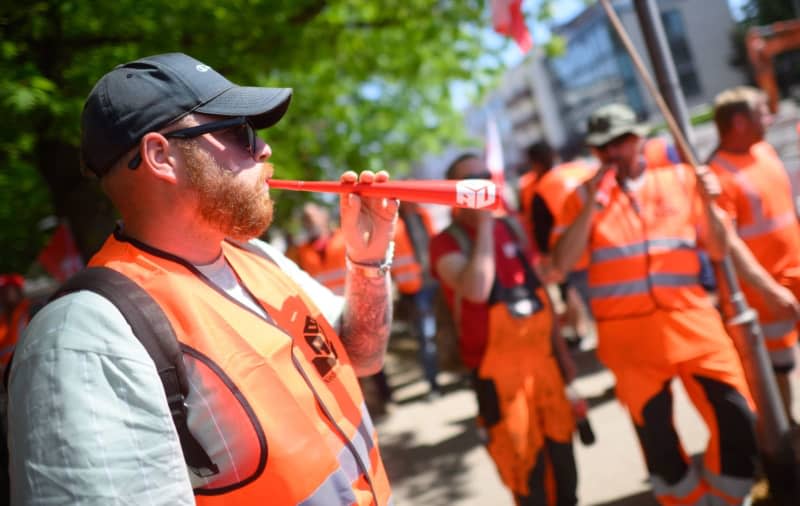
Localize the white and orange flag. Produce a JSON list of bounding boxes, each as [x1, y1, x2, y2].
[[491, 0, 533, 53], [485, 114, 505, 187]]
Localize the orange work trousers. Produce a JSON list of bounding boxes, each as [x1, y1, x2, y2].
[[474, 289, 576, 503], [597, 308, 757, 506]]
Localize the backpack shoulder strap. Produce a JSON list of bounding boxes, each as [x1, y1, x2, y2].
[[49, 267, 218, 477], [443, 222, 472, 256]]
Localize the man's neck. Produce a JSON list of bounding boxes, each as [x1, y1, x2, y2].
[[718, 137, 755, 154], [120, 218, 226, 265]]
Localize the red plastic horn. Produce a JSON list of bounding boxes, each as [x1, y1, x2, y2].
[[268, 179, 503, 210]]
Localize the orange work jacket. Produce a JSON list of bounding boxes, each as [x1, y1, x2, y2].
[[563, 165, 712, 320], [90, 231, 392, 505], [288, 229, 347, 295], [0, 298, 30, 371]]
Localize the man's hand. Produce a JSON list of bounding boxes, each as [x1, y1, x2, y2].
[[762, 282, 800, 321], [694, 165, 722, 202], [339, 170, 399, 264], [583, 163, 615, 199]]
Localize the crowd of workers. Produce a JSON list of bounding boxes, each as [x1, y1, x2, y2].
[[1, 49, 799, 506]]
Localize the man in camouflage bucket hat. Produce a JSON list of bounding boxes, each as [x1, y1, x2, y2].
[[552, 103, 760, 504]]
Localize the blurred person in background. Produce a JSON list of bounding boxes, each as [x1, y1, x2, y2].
[[392, 201, 441, 397], [709, 85, 800, 423], [0, 274, 29, 376], [431, 153, 579, 506]]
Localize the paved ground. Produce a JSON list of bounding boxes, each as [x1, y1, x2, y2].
[[374, 102, 800, 506]]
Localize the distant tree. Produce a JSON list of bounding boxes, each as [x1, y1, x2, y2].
[[1, 0, 526, 272]]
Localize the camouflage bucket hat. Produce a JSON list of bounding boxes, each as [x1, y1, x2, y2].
[[585, 103, 650, 147]]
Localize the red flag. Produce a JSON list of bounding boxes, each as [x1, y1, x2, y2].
[[491, 0, 533, 53], [37, 223, 84, 282]]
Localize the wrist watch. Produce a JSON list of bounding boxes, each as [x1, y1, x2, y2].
[[346, 241, 395, 278]]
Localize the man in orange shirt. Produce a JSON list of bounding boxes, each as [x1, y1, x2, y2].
[[432, 154, 579, 505], [553, 104, 758, 505], [709, 86, 800, 422]]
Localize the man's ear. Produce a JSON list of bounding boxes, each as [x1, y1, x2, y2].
[[140, 132, 179, 184]]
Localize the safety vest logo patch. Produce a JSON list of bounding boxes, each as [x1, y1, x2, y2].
[[456, 180, 497, 209], [303, 315, 339, 381]]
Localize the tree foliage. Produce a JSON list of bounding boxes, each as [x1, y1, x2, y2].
[[1, 0, 514, 272]]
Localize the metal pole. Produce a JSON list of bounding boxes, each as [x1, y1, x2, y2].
[[599, 0, 797, 502], [632, 0, 695, 154]]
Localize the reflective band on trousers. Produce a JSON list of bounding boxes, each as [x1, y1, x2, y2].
[[591, 238, 696, 263], [589, 274, 699, 299]]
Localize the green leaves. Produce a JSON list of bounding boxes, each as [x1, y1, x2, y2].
[[0, 0, 512, 271]]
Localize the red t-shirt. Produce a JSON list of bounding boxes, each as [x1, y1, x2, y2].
[[429, 219, 534, 369]]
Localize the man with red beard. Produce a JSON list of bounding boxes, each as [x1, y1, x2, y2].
[[7, 53, 396, 505]]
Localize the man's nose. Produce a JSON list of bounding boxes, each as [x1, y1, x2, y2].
[[255, 138, 271, 162]]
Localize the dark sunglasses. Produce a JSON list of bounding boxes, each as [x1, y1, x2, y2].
[[460, 171, 493, 180], [128, 116, 257, 169]]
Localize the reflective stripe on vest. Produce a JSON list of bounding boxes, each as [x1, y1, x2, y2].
[[89, 233, 392, 505], [591, 238, 696, 263], [589, 274, 699, 299], [391, 219, 423, 294], [712, 155, 796, 239], [586, 166, 710, 320]]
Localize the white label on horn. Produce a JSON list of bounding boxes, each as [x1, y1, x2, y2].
[[455, 179, 497, 209]]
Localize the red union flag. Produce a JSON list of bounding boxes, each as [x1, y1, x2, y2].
[[37, 223, 84, 282], [491, 0, 532, 53]]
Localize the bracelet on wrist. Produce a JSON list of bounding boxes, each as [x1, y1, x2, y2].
[[346, 241, 394, 278]]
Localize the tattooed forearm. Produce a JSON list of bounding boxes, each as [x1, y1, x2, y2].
[[340, 271, 392, 377]]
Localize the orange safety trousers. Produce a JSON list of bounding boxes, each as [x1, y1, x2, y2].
[[597, 308, 757, 506], [475, 288, 575, 502]]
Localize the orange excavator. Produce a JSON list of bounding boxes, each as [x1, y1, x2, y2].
[[746, 18, 800, 113]]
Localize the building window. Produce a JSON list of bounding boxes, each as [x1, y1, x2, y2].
[[661, 9, 702, 97]]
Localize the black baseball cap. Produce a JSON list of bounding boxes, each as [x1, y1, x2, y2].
[[80, 52, 292, 177]]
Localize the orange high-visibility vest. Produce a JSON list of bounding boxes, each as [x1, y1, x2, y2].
[[288, 229, 347, 295], [643, 137, 680, 169], [710, 141, 800, 348], [537, 160, 597, 270], [90, 232, 392, 505], [536, 160, 597, 222], [392, 218, 426, 295], [581, 165, 712, 320], [0, 298, 29, 370]]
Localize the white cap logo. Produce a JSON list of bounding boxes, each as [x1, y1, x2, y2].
[[455, 179, 497, 209], [195, 64, 211, 72]]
